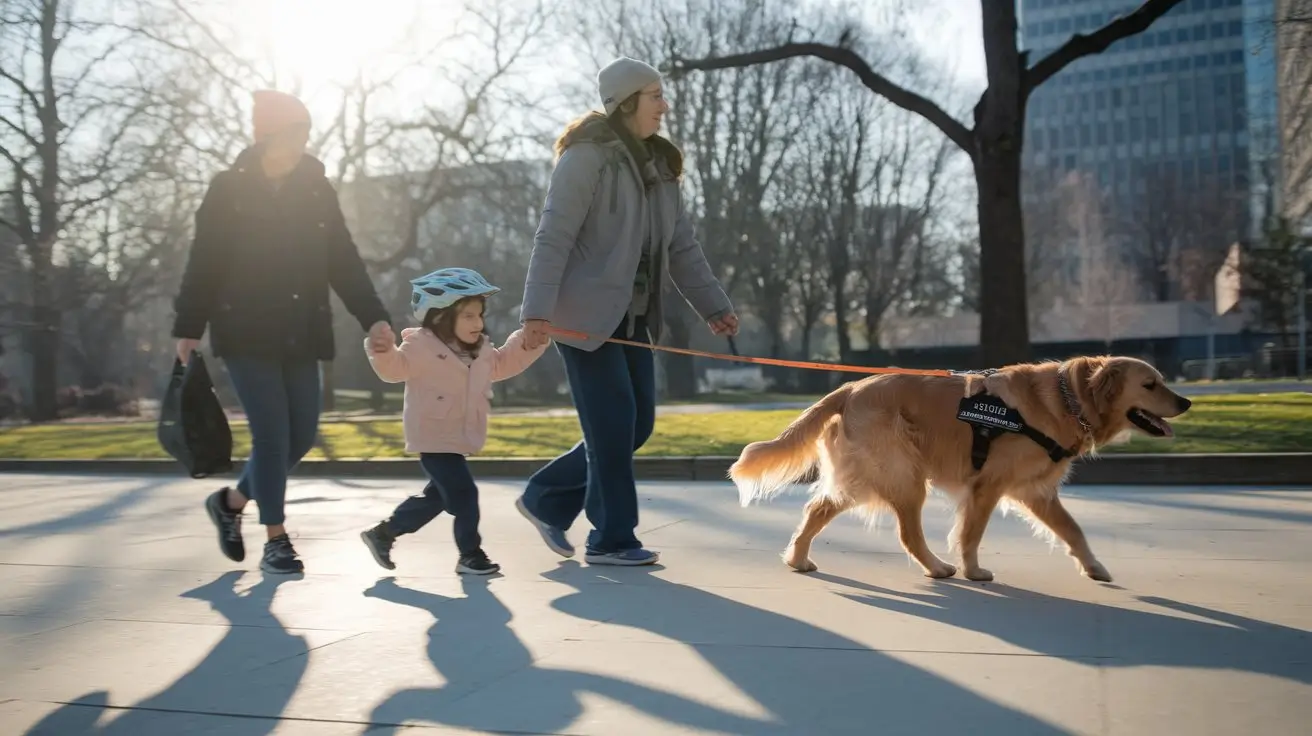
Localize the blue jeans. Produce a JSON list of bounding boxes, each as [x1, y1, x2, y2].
[[387, 453, 482, 555], [521, 318, 656, 553], [224, 357, 321, 526]]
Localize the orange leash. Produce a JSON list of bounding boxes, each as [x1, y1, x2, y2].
[[547, 327, 954, 377]]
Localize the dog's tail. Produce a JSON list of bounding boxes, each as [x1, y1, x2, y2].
[[729, 383, 853, 507]]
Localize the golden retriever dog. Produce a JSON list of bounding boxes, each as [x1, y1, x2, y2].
[[729, 357, 1191, 583]]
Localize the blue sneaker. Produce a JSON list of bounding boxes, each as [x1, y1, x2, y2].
[[515, 496, 575, 558], [584, 548, 660, 566]]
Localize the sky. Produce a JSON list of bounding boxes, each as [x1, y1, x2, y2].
[[209, 0, 991, 134], [904, 0, 988, 95]]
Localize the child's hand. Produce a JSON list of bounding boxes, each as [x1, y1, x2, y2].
[[367, 321, 395, 352]]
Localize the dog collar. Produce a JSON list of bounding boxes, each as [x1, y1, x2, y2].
[[1056, 362, 1093, 441]]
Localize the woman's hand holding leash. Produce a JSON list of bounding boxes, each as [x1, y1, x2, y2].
[[708, 312, 739, 337]]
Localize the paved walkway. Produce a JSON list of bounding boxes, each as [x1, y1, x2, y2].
[[1, 473, 1309, 734]]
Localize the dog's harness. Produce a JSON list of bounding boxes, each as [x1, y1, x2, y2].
[[952, 367, 1087, 471]]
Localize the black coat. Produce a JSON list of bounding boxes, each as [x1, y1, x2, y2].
[[171, 146, 391, 361]]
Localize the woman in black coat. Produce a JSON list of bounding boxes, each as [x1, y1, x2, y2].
[[172, 90, 394, 574]]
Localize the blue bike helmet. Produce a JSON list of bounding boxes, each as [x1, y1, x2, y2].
[[409, 268, 501, 321]]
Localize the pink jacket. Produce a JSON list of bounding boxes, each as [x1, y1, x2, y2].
[[365, 327, 549, 455]]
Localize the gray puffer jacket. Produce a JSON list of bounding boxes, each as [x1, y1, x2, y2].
[[521, 113, 732, 351]]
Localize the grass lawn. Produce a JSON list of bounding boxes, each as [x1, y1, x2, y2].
[[1, 393, 1308, 460], [330, 389, 818, 415]]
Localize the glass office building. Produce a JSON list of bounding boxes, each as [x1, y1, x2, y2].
[[1019, 0, 1279, 243]]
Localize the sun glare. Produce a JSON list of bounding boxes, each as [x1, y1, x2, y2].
[[235, 0, 436, 91]]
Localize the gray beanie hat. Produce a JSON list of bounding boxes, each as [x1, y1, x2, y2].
[[597, 57, 662, 115]]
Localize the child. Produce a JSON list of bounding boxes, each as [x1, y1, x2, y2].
[[359, 267, 549, 575]]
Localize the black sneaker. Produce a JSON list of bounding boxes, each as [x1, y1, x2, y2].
[[455, 550, 500, 576], [360, 522, 396, 571], [204, 488, 245, 562], [260, 534, 305, 575]]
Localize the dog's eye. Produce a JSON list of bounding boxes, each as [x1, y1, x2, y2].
[[1144, 381, 1158, 391]]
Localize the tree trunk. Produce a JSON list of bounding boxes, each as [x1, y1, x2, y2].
[[28, 302, 59, 422], [974, 2, 1032, 368], [974, 153, 1031, 367]]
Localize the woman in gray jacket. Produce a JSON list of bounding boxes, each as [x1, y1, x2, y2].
[[517, 57, 737, 566]]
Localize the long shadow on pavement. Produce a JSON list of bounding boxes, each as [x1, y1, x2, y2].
[[362, 575, 776, 734], [0, 480, 164, 538], [544, 562, 1069, 734], [824, 574, 1312, 684], [22, 571, 307, 735]]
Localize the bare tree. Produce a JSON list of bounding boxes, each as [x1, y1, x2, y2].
[[0, 0, 189, 419], [1120, 172, 1243, 302], [667, 0, 1187, 367]]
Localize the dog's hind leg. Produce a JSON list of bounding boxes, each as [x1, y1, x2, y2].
[[783, 494, 852, 573], [1018, 495, 1112, 582], [951, 484, 1005, 582], [889, 489, 958, 579]]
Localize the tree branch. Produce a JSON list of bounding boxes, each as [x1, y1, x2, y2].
[[665, 41, 974, 154], [1025, 0, 1187, 93]]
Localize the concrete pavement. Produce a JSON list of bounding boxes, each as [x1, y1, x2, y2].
[[1, 473, 1310, 734]]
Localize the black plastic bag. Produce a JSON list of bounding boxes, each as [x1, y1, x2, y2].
[[157, 351, 234, 478]]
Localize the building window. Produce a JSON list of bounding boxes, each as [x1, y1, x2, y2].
[[1176, 28, 1190, 43], [1097, 123, 1108, 145], [1195, 53, 1209, 68], [1114, 121, 1126, 143], [1228, 20, 1242, 36], [1180, 113, 1194, 135]]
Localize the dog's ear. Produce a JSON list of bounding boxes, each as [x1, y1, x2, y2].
[[1089, 359, 1124, 417]]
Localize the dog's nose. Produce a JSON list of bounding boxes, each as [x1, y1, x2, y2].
[[1177, 396, 1192, 412]]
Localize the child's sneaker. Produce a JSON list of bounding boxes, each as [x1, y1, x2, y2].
[[360, 522, 397, 571], [584, 548, 660, 566], [455, 550, 501, 575], [260, 534, 304, 575]]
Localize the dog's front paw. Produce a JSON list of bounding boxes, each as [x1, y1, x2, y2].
[[964, 566, 994, 582], [783, 548, 818, 573], [1081, 561, 1112, 582], [925, 562, 958, 579]]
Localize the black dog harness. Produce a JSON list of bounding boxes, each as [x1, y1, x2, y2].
[[952, 369, 1078, 471]]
